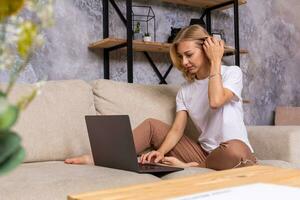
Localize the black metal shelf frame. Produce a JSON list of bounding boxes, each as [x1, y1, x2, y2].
[[103, 0, 168, 84], [204, 0, 240, 66], [101, 0, 241, 83]]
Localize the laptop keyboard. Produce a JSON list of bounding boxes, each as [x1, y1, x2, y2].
[[138, 163, 166, 170]]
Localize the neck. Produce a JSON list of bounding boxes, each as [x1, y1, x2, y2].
[[195, 63, 210, 80]]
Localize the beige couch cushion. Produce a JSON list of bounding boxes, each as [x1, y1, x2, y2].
[[91, 79, 178, 128], [5, 80, 96, 162], [91, 79, 199, 140], [0, 161, 160, 200], [247, 126, 300, 165]]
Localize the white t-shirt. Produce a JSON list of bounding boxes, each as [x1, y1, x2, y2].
[[176, 65, 253, 153]]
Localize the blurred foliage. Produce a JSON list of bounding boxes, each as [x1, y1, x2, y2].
[[0, 0, 53, 175]]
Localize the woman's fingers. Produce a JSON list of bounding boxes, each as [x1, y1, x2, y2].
[[146, 152, 153, 163], [212, 37, 218, 44], [140, 154, 145, 163], [141, 151, 155, 163], [212, 37, 224, 45], [141, 151, 165, 164], [149, 151, 163, 163], [204, 39, 209, 47], [204, 37, 218, 49], [207, 37, 214, 45], [141, 151, 151, 163], [154, 154, 163, 163], [147, 151, 158, 163], [220, 39, 225, 48]]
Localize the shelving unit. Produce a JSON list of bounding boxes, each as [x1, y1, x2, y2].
[[91, 0, 247, 83]]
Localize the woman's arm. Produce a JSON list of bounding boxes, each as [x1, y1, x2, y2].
[[141, 110, 188, 163], [157, 110, 188, 155], [208, 63, 234, 109], [203, 37, 234, 109]]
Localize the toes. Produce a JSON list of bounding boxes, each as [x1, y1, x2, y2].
[[64, 158, 77, 164], [64, 159, 71, 164]]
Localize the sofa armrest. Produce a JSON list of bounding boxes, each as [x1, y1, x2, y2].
[[247, 126, 300, 165]]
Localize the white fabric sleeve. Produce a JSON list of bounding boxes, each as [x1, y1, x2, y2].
[[223, 66, 243, 102], [176, 89, 187, 112]]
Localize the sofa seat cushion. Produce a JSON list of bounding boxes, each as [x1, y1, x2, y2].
[[0, 161, 160, 200], [161, 167, 215, 180], [6, 80, 96, 162]]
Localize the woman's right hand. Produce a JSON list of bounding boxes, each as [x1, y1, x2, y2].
[[140, 150, 164, 164]]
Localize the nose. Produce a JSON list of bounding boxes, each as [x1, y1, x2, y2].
[[182, 56, 189, 67]]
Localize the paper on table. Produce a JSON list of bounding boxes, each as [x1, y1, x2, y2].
[[170, 183, 300, 200]]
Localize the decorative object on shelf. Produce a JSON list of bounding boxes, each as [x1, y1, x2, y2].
[[0, 0, 53, 176], [132, 5, 156, 41], [167, 27, 182, 43], [212, 29, 226, 43], [189, 18, 206, 29], [143, 32, 151, 42], [133, 21, 143, 41]]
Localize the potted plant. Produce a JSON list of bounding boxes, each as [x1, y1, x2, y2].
[[133, 22, 143, 41], [143, 32, 151, 42], [0, 0, 53, 175]]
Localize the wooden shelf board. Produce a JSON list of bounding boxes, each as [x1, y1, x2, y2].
[[89, 38, 170, 53], [224, 46, 248, 55], [243, 99, 251, 104], [89, 38, 247, 55], [161, 0, 247, 9]]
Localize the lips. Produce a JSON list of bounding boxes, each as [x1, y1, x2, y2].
[[187, 67, 194, 72]]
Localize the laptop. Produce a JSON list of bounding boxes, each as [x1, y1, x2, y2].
[[85, 115, 183, 174]]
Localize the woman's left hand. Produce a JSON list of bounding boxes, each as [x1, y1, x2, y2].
[[161, 156, 199, 168], [203, 37, 224, 66]]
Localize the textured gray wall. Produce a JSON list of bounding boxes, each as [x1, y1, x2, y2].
[[1, 0, 299, 125]]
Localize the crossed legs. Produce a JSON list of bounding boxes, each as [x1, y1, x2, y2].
[[134, 118, 256, 170]]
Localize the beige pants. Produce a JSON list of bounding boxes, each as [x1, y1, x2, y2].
[[133, 118, 257, 170]]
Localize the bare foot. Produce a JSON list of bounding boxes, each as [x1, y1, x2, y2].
[[64, 154, 94, 165]]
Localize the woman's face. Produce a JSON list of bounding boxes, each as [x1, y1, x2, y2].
[[177, 40, 208, 75]]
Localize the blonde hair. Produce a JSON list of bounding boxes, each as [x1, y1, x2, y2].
[[170, 25, 210, 82]]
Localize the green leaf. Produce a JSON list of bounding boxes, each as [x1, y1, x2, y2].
[[0, 131, 21, 164], [17, 21, 38, 58], [0, 91, 6, 98], [0, 146, 25, 176], [0, 97, 19, 132]]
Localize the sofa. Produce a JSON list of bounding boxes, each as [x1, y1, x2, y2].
[[1, 79, 300, 200]]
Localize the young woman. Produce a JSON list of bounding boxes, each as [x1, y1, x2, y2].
[[65, 25, 256, 170]]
